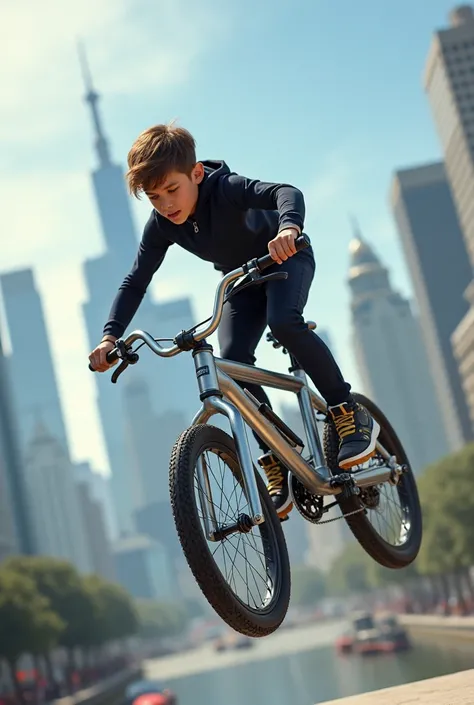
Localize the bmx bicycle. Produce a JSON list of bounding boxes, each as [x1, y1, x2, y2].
[[90, 235, 422, 637]]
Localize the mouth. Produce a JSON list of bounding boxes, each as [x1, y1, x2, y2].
[[167, 210, 181, 221]]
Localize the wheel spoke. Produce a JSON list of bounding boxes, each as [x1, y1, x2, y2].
[[192, 445, 277, 612], [355, 454, 413, 547]]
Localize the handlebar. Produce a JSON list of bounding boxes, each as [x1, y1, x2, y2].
[[254, 235, 309, 272], [90, 234, 310, 371]]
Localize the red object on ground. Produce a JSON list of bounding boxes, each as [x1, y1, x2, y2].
[[335, 634, 354, 654], [133, 695, 169, 705]]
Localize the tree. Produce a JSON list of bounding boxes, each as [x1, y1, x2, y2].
[[416, 443, 474, 610], [0, 569, 63, 704], [325, 543, 371, 596], [4, 556, 97, 651], [135, 600, 188, 640], [365, 557, 419, 589], [291, 566, 326, 607], [4, 556, 97, 691], [84, 576, 138, 644]]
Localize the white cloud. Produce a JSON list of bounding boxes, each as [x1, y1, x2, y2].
[[0, 0, 228, 147], [1, 171, 103, 268]]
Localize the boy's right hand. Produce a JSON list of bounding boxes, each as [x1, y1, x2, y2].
[[89, 338, 118, 372]]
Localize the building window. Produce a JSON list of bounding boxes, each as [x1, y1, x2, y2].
[[428, 60, 459, 150]]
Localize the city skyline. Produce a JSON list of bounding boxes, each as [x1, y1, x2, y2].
[[1, 0, 469, 477], [391, 161, 473, 450], [422, 6, 474, 428], [0, 268, 94, 570], [348, 235, 450, 473]]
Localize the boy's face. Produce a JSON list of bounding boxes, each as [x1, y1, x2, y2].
[[145, 163, 204, 224]]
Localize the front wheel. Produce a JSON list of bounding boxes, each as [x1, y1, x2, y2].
[[323, 393, 422, 569], [169, 424, 291, 637]]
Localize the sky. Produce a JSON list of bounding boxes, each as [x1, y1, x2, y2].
[[0, 0, 462, 476]]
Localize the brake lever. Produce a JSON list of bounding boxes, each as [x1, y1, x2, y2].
[[110, 345, 140, 384], [111, 359, 129, 384], [226, 271, 288, 300]]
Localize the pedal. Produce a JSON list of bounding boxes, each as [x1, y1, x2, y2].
[[387, 456, 407, 486]]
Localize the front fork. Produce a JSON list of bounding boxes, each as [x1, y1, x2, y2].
[[191, 344, 264, 541]]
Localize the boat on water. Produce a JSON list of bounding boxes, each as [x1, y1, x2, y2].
[[335, 611, 411, 656]]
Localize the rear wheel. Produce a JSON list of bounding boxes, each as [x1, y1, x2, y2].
[[323, 393, 422, 569], [169, 424, 291, 637]]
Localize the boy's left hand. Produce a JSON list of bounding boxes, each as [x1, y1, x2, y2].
[[268, 227, 299, 265]]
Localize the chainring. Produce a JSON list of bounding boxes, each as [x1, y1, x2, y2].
[[289, 474, 324, 524]]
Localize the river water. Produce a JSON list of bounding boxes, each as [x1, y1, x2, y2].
[[143, 621, 474, 705]]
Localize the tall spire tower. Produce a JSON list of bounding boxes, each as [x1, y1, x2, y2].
[[78, 42, 111, 167], [79, 49, 197, 537], [349, 213, 363, 241], [78, 43, 137, 260]]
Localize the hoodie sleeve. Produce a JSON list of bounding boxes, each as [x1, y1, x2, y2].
[[102, 213, 171, 338], [221, 173, 305, 233]]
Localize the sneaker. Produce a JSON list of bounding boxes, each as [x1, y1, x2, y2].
[[258, 452, 293, 519], [328, 398, 380, 470]]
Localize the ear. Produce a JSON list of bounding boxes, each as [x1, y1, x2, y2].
[[192, 162, 205, 184]]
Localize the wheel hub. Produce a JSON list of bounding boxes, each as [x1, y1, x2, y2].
[[360, 486, 380, 509], [212, 513, 254, 541]]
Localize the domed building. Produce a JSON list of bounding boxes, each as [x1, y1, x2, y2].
[[348, 227, 449, 474]]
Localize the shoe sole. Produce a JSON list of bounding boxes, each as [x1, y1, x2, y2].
[[338, 419, 381, 470], [277, 502, 293, 520], [271, 494, 293, 520]]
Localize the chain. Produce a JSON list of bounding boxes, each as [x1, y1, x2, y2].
[[315, 505, 366, 525]]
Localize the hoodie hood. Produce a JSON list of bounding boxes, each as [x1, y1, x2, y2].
[[195, 160, 231, 207]]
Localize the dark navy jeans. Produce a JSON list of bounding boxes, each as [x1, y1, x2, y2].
[[218, 247, 351, 452]]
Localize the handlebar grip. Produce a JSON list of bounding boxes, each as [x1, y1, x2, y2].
[[257, 234, 311, 272], [106, 348, 120, 364], [88, 348, 119, 372]]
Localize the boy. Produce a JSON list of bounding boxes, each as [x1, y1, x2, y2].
[[89, 122, 380, 520]]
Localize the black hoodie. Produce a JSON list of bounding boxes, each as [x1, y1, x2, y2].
[[103, 160, 308, 338]]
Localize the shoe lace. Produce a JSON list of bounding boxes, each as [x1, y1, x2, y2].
[[333, 408, 356, 440], [264, 461, 284, 492]]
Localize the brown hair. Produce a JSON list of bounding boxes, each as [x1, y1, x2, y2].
[[126, 121, 196, 197]]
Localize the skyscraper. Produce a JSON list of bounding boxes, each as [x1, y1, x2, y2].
[[390, 162, 472, 450], [124, 378, 187, 509], [348, 234, 450, 474], [76, 480, 116, 581], [74, 461, 118, 542], [79, 50, 196, 535], [0, 269, 91, 571], [424, 6, 474, 427], [1, 270, 70, 454], [0, 328, 33, 556], [113, 534, 175, 600], [24, 423, 91, 571]]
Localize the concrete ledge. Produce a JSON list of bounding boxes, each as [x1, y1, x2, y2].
[[399, 614, 474, 640], [399, 614, 474, 629], [318, 668, 474, 704]]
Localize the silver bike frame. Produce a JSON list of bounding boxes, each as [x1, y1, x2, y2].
[[112, 262, 397, 539], [191, 348, 394, 533]]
